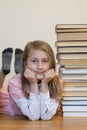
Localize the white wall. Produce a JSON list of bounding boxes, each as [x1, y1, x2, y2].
[[0, 0, 87, 85]]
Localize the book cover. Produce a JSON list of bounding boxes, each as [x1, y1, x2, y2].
[[55, 24, 87, 34], [57, 32, 87, 41], [62, 91, 87, 97], [59, 65, 87, 69], [55, 24, 87, 30], [62, 74, 87, 80], [63, 105, 87, 111], [63, 86, 87, 92], [64, 81, 87, 87], [57, 46, 87, 53], [62, 100, 87, 105], [55, 40, 87, 47], [58, 59, 87, 65], [56, 52, 87, 60], [63, 111, 87, 116], [56, 28, 87, 33], [63, 96, 87, 100], [60, 68, 87, 75]]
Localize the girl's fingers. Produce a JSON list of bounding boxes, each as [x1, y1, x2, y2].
[[44, 69, 55, 78], [24, 68, 35, 78]]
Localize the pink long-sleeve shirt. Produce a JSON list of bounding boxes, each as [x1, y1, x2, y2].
[[0, 74, 58, 120]]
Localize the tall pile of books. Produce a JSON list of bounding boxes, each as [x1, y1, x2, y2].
[[55, 24, 87, 116]]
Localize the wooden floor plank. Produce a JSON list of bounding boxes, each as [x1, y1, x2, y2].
[[0, 114, 87, 130]]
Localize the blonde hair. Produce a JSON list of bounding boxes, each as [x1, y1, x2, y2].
[[21, 40, 62, 101]]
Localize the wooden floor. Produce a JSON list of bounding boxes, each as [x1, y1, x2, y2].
[[0, 114, 87, 130]]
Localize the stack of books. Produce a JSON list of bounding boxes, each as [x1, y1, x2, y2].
[[55, 24, 87, 116]]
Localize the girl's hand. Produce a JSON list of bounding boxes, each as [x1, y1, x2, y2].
[[24, 68, 38, 94], [24, 68, 37, 84], [41, 69, 56, 93], [42, 69, 56, 85]]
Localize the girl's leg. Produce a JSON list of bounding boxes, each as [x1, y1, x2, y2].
[[2, 48, 13, 74], [14, 48, 23, 73], [0, 48, 13, 89], [0, 72, 5, 89]]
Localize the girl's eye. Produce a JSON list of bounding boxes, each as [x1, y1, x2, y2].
[[31, 59, 49, 63], [43, 60, 49, 63], [32, 60, 38, 63]]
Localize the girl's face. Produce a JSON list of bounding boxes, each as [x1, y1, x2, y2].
[[26, 49, 51, 79]]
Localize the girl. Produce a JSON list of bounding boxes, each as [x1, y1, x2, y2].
[[0, 40, 63, 120]]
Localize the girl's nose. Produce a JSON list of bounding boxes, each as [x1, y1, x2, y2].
[[38, 62, 43, 69]]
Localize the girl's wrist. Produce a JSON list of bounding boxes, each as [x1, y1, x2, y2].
[[30, 83, 38, 94], [41, 80, 49, 86], [40, 83, 49, 93]]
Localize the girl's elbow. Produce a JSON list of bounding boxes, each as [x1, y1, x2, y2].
[[28, 114, 40, 121], [41, 114, 52, 120]]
